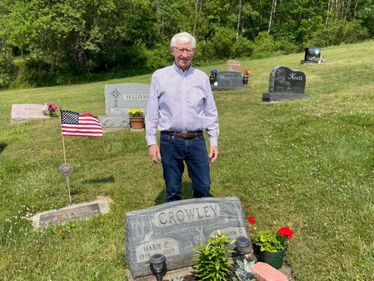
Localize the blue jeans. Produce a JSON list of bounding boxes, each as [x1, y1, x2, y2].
[[160, 134, 211, 202]]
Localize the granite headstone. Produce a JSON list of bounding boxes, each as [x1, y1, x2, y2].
[[125, 197, 250, 279], [99, 83, 149, 128], [262, 66, 307, 101], [227, 60, 241, 73], [211, 71, 245, 91], [300, 47, 324, 64], [11, 104, 49, 122]]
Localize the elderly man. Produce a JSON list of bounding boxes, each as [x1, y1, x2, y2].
[[145, 32, 219, 202]]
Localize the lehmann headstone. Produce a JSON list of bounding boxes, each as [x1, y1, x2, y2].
[[125, 197, 250, 279], [262, 66, 307, 101], [99, 83, 149, 128]]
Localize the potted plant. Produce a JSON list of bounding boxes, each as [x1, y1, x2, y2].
[[128, 109, 145, 130], [247, 215, 294, 269]]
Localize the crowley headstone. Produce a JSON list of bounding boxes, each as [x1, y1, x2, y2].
[[99, 83, 149, 128], [125, 197, 250, 279], [11, 104, 49, 122], [211, 71, 245, 91], [262, 66, 307, 102]]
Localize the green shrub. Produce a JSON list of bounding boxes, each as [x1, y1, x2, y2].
[[13, 56, 56, 87], [232, 36, 253, 58], [193, 231, 234, 281], [306, 20, 369, 47], [145, 43, 172, 71], [252, 32, 279, 58], [0, 54, 16, 89], [203, 27, 237, 60]]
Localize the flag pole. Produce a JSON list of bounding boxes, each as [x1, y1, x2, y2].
[[60, 109, 72, 204]]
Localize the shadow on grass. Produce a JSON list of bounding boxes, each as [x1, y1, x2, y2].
[[0, 142, 7, 154], [81, 176, 115, 184], [154, 181, 213, 205]]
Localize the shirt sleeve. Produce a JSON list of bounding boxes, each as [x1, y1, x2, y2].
[[203, 75, 219, 146], [145, 74, 160, 146]]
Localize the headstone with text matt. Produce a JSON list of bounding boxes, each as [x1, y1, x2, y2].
[[262, 66, 307, 101], [99, 83, 149, 128], [125, 197, 250, 279]]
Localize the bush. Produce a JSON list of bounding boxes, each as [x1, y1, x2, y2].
[[305, 20, 369, 47], [203, 27, 237, 60], [252, 32, 279, 58], [13, 56, 56, 87], [232, 36, 253, 58], [145, 43, 172, 71], [0, 55, 16, 89]]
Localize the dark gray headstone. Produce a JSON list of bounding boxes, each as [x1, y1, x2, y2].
[[125, 197, 250, 279], [300, 47, 324, 64], [99, 83, 149, 128], [263, 66, 307, 101], [211, 71, 245, 91]]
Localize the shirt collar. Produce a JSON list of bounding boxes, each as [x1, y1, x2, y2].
[[172, 63, 194, 75]]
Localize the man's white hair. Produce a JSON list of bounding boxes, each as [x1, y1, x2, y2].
[[170, 32, 196, 49]]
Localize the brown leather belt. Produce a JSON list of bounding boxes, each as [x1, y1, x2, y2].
[[161, 130, 203, 139]]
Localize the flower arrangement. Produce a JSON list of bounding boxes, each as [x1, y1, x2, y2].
[[44, 103, 58, 117], [243, 69, 252, 75], [128, 109, 144, 118], [247, 215, 294, 253]]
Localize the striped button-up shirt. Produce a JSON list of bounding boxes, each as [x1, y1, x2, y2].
[[146, 63, 219, 146]]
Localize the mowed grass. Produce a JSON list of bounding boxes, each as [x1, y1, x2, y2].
[[0, 41, 373, 280]]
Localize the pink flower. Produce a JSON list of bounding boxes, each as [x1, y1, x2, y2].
[[277, 226, 294, 239], [247, 216, 256, 225], [48, 103, 57, 112]]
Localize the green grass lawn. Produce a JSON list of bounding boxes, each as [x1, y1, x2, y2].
[[1, 41, 373, 280]]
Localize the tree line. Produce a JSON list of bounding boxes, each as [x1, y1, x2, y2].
[[0, 0, 373, 88]]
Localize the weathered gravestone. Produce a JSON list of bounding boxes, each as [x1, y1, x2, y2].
[[11, 104, 49, 122], [125, 197, 251, 279], [30, 197, 112, 228], [211, 71, 246, 91], [99, 83, 149, 128], [262, 66, 307, 102], [227, 60, 241, 73]]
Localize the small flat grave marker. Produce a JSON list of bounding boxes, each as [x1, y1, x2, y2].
[[262, 66, 307, 102], [99, 83, 149, 128], [30, 197, 112, 228], [125, 197, 251, 279], [11, 104, 49, 122]]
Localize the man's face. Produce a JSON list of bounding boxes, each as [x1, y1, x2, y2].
[[172, 40, 195, 71]]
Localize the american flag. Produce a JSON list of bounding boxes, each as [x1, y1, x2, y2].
[[61, 110, 103, 138]]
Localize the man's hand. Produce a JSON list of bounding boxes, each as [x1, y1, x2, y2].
[[149, 144, 161, 163], [209, 145, 218, 163]]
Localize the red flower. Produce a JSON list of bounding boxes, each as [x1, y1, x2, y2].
[[277, 226, 294, 239], [244, 69, 252, 75], [247, 216, 256, 225]]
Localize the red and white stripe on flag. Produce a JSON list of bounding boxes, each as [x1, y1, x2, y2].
[[61, 110, 103, 138]]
